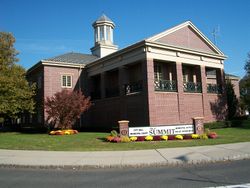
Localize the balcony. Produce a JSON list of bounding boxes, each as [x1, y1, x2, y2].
[[154, 80, 177, 92], [124, 80, 143, 95], [183, 82, 202, 93], [207, 84, 222, 94]]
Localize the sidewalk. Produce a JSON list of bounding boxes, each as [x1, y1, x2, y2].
[[0, 142, 250, 168]]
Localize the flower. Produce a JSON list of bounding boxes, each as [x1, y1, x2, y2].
[[112, 136, 121, 143], [106, 136, 114, 142], [130, 136, 137, 141], [161, 135, 168, 140], [64, 131, 70, 135], [136, 136, 145, 142], [175, 135, 183, 140], [153, 136, 162, 141], [145, 135, 153, 141], [121, 136, 130, 143], [208, 132, 217, 139], [191, 134, 200, 139]]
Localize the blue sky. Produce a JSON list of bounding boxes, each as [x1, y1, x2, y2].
[[1, 0, 250, 77]]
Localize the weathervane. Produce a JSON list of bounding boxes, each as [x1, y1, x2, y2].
[[212, 25, 220, 45]]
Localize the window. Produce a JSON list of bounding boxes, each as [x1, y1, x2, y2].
[[61, 75, 72, 88], [100, 26, 105, 41], [154, 63, 163, 81], [106, 26, 111, 41]]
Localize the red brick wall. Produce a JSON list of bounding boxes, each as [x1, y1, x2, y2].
[[88, 94, 147, 129], [43, 65, 81, 120], [154, 92, 179, 125]]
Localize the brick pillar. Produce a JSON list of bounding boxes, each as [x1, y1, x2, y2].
[[193, 117, 204, 134], [100, 72, 106, 99], [145, 58, 157, 126], [200, 65, 208, 121], [119, 66, 128, 120], [118, 120, 129, 136], [118, 66, 128, 96], [176, 62, 184, 123]]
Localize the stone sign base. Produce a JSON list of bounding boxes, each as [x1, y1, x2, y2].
[[193, 117, 204, 135], [118, 120, 129, 136]]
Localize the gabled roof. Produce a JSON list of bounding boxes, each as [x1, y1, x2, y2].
[[43, 52, 98, 65], [146, 21, 224, 56]]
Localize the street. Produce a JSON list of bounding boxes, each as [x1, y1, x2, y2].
[[0, 159, 250, 188]]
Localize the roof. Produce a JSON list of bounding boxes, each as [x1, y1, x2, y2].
[[225, 73, 240, 80], [92, 14, 115, 27], [96, 14, 113, 23], [43, 52, 98, 65], [146, 21, 225, 57]]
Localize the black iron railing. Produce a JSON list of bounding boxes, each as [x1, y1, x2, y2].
[[154, 80, 177, 92], [124, 80, 143, 95], [207, 84, 222, 94], [183, 82, 202, 93]]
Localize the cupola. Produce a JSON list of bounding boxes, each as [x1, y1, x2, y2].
[[91, 14, 118, 58]]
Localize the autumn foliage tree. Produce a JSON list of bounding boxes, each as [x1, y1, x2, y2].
[[45, 90, 91, 130]]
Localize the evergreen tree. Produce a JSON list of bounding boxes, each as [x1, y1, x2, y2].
[[241, 52, 250, 111]]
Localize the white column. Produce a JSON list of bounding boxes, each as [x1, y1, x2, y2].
[[104, 25, 107, 42], [110, 28, 113, 43]]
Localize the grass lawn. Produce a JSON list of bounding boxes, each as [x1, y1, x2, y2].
[[0, 126, 250, 151]]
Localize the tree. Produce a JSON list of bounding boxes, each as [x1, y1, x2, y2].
[[45, 90, 91, 130], [241, 52, 250, 111], [0, 32, 35, 121], [226, 81, 239, 119]]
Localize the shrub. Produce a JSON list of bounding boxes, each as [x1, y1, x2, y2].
[[121, 136, 130, 143], [136, 136, 145, 142], [130, 136, 137, 141], [204, 121, 230, 129], [110, 130, 118, 137], [191, 134, 200, 139], [45, 90, 91, 130], [161, 135, 168, 141], [153, 136, 162, 141], [145, 135, 153, 141]]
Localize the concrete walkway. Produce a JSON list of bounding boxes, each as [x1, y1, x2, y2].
[[0, 142, 250, 168]]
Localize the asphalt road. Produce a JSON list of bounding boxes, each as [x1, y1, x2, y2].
[[1, 160, 250, 188]]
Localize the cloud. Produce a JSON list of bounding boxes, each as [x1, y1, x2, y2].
[[15, 38, 86, 54]]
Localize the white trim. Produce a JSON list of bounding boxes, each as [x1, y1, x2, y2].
[[41, 60, 87, 68], [145, 41, 226, 60], [61, 74, 73, 88], [146, 21, 225, 56]]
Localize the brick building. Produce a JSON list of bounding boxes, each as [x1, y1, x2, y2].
[[27, 14, 239, 129]]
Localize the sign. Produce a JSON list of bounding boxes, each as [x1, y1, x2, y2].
[[129, 124, 194, 137]]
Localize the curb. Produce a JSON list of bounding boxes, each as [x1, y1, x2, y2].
[[1, 156, 250, 170]]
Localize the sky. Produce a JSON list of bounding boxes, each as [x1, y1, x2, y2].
[[1, 0, 250, 78]]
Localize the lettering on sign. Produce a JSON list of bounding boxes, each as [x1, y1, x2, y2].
[[129, 125, 194, 137]]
